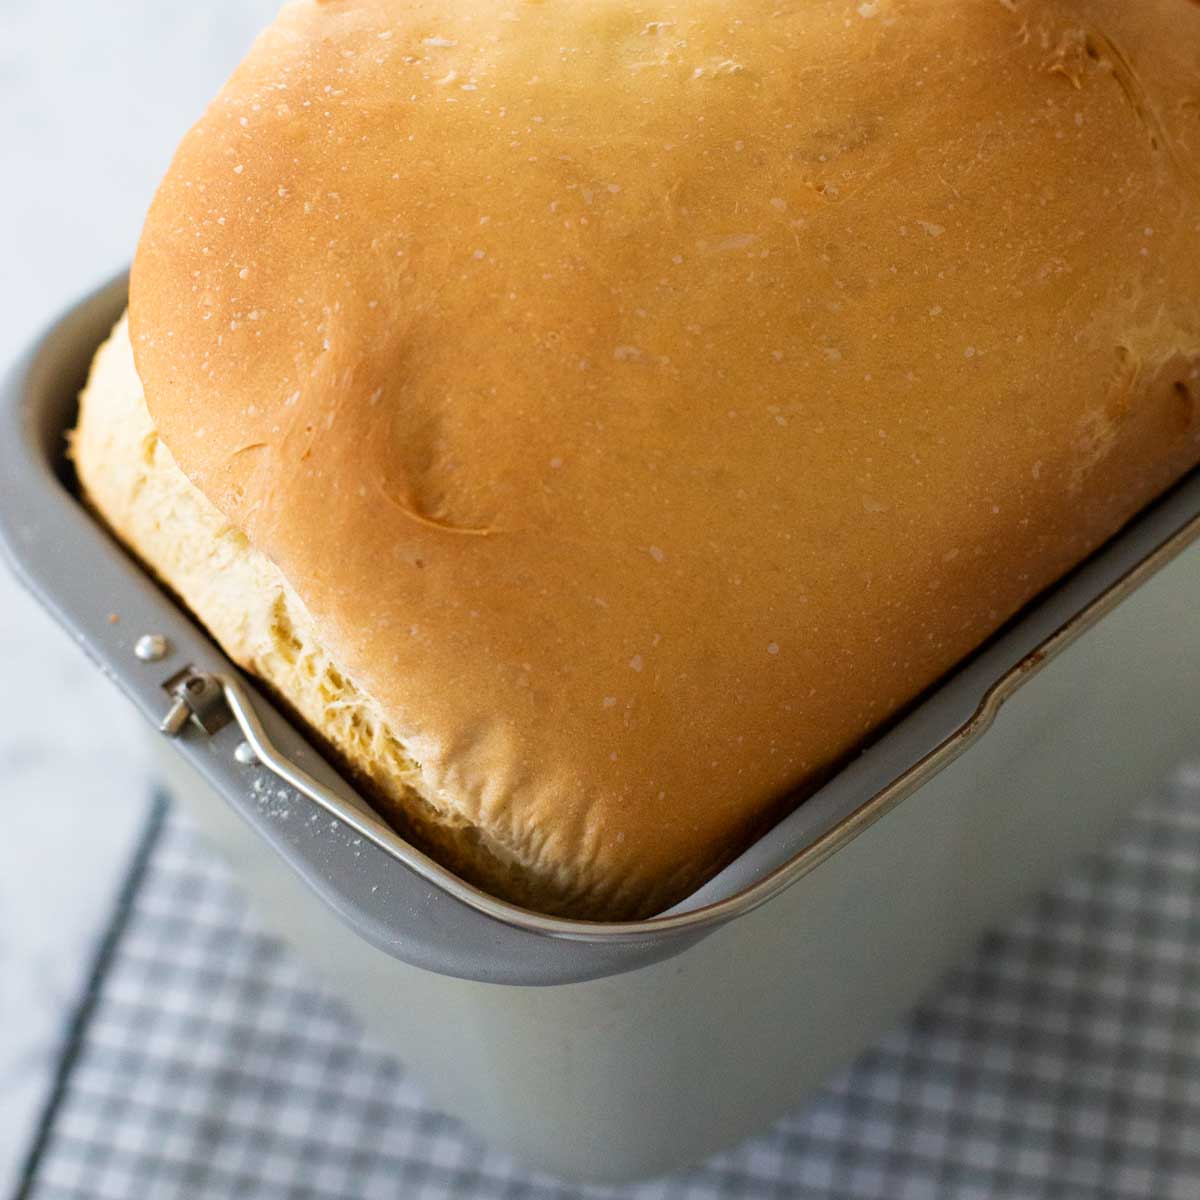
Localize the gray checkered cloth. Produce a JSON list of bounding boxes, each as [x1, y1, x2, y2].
[[15, 768, 1200, 1200]]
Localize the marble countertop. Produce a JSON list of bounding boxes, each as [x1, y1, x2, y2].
[[0, 5, 278, 1191]]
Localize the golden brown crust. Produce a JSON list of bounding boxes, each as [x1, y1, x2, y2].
[[128, 0, 1200, 918]]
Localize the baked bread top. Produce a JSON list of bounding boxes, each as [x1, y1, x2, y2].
[[128, 0, 1200, 917]]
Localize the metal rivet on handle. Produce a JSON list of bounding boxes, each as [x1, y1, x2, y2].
[[234, 741, 259, 766], [134, 633, 170, 662]]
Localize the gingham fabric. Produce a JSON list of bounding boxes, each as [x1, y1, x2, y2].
[[15, 769, 1200, 1200]]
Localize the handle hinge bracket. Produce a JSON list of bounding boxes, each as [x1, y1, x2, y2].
[[158, 667, 232, 737]]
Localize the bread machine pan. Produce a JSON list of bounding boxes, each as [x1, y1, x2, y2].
[[6, 277, 1200, 1179], [7, 272, 1200, 1171]]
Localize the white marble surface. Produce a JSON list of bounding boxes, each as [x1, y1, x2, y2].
[[0, 5, 278, 1191]]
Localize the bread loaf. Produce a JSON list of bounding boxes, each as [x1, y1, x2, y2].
[[77, 0, 1200, 918]]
